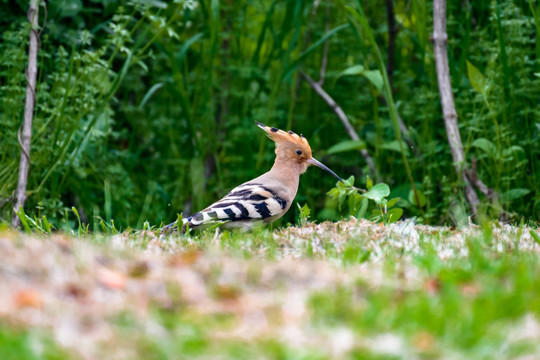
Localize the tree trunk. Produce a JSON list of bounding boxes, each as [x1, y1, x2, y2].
[[432, 0, 479, 216], [12, 0, 40, 227]]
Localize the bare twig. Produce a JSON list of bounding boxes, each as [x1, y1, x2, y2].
[[12, 0, 41, 227], [301, 71, 379, 179], [464, 158, 495, 200], [432, 0, 479, 216]]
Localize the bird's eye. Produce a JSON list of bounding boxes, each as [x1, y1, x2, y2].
[[296, 150, 302, 156]]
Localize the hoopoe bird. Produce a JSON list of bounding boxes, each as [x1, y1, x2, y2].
[[162, 122, 344, 232]]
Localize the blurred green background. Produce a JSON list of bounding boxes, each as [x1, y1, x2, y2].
[[0, 0, 539, 230]]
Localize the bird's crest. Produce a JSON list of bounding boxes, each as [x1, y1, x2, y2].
[[255, 121, 312, 157]]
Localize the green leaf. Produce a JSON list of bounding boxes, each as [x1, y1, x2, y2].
[[100, 220, 107, 233], [72, 207, 82, 237], [471, 138, 498, 158], [502, 188, 531, 202], [349, 193, 363, 214], [138, 83, 164, 110], [177, 32, 204, 66], [356, 197, 369, 219], [362, 70, 384, 92], [385, 208, 403, 223], [41, 216, 53, 233], [206, 221, 228, 231], [339, 64, 365, 76], [467, 60, 488, 95], [381, 140, 410, 156], [502, 146, 526, 160], [327, 140, 366, 154], [298, 203, 311, 225], [15, 207, 31, 234], [366, 176, 373, 190], [364, 183, 390, 203], [327, 188, 340, 199], [386, 197, 400, 209], [337, 181, 347, 190], [409, 189, 427, 208], [338, 192, 347, 210], [534, 73, 540, 78], [338, 65, 383, 92], [372, 209, 383, 217]]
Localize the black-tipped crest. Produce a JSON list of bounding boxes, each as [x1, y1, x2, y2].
[[255, 121, 310, 148], [255, 122, 345, 182]]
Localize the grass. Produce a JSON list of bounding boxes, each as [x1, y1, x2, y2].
[[0, 219, 540, 359], [0, 326, 68, 360]]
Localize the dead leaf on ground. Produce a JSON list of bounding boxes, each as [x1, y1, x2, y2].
[[64, 282, 88, 300], [460, 283, 480, 297], [213, 284, 242, 301], [413, 331, 435, 352], [97, 268, 126, 289], [14, 289, 43, 308], [424, 278, 440, 294], [168, 250, 200, 267], [129, 261, 150, 278]]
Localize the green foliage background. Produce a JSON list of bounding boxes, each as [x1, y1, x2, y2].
[[0, 0, 539, 229]]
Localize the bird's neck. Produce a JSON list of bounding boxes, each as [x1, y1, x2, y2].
[[268, 158, 303, 190]]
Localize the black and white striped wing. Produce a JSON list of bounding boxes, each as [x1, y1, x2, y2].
[[187, 182, 289, 229]]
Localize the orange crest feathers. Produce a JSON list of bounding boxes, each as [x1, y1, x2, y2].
[[255, 121, 312, 156]]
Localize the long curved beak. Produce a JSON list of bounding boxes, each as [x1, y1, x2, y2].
[[307, 157, 345, 184]]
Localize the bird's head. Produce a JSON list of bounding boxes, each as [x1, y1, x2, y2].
[[256, 121, 344, 183]]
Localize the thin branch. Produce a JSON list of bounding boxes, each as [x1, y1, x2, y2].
[[12, 0, 41, 227], [432, 0, 479, 216], [301, 71, 379, 179], [464, 158, 495, 200]]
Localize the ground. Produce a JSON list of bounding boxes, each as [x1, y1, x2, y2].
[[1, 219, 540, 359]]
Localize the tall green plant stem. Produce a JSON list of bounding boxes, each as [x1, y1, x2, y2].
[[13, 0, 40, 228], [342, 0, 423, 211]]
